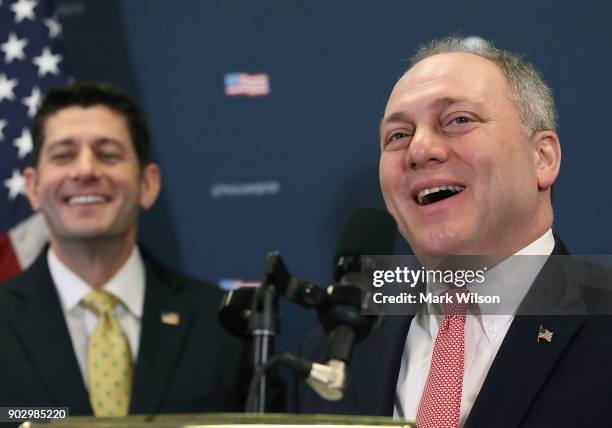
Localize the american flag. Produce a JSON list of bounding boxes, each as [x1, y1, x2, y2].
[[224, 72, 270, 97], [537, 324, 554, 343], [0, 0, 68, 282]]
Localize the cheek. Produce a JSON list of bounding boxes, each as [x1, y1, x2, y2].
[[379, 154, 404, 189], [36, 176, 62, 203]]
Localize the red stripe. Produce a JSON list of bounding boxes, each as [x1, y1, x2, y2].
[[0, 233, 22, 282]]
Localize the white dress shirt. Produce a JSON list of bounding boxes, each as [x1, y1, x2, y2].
[[49, 246, 145, 387], [394, 229, 555, 426]]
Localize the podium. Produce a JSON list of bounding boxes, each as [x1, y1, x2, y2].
[[19, 413, 412, 428]]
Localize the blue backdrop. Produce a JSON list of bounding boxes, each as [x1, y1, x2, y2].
[[54, 0, 612, 353]]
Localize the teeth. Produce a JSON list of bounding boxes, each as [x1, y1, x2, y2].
[[68, 195, 106, 205], [417, 185, 465, 204]]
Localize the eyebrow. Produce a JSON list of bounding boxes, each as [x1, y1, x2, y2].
[[93, 138, 126, 150], [46, 137, 125, 151], [380, 96, 483, 129], [430, 96, 475, 110]]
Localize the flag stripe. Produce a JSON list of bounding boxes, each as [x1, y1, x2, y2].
[[8, 212, 48, 268], [0, 233, 21, 278]]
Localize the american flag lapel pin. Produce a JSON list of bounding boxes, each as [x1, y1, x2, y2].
[[537, 324, 554, 343], [161, 311, 180, 326]]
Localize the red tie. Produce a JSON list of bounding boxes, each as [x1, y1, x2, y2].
[[416, 295, 468, 428]]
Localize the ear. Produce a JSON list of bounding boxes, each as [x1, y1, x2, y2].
[[139, 163, 161, 210], [24, 166, 42, 211], [533, 131, 561, 190]]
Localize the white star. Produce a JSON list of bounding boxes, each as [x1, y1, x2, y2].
[[44, 17, 61, 38], [32, 47, 61, 77], [1, 32, 28, 63], [22, 86, 41, 117], [0, 119, 6, 141], [13, 128, 32, 158], [4, 169, 26, 200], [10, 0, 37, 23], [0, 73, 18, 102]]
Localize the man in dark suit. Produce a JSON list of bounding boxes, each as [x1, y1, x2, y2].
[[291, 37, 612, 426], [0, 82, 250, 417]]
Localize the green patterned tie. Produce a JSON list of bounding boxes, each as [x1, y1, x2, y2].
[[81, 290, 133, 417]]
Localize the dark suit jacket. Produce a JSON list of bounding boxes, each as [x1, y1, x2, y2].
[[290, 238, 612, 427], [0, 248, 251, 416]]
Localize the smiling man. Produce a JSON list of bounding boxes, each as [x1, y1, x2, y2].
[[379, 47, 559, 262], [291, 38, 612, 427], [0, 82, 250, 417]]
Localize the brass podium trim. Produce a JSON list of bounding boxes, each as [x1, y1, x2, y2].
[[20, 412, 412, 428]]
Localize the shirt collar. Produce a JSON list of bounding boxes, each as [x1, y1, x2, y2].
[[49, 246, 145, 319], [422, 229, 555, 340]]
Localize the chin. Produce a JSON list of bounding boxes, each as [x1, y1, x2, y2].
[[56, 224, 114, 241], [410, 228, 471, 259]]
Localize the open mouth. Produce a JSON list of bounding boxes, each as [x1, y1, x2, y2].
[[416, 185, 465, 206], [66, 195, 109, 205]]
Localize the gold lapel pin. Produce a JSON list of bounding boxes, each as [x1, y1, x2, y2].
[[537, 324, 553, 343], [161, 311, 180, 326]]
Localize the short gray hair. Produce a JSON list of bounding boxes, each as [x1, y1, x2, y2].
[[411, 37, 557, 137]]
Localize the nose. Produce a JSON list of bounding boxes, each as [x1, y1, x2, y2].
[[70, 149, 100, 181], [405, 127, 448, 170]]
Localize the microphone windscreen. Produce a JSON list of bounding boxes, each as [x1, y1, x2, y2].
[[334, 207, 397, 262]]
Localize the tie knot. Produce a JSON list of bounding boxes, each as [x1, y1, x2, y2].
[[82, 290, 120, 316]]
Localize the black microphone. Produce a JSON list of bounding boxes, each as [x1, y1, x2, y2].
[[334, 206, 399, 285], [307, 207, 397, 400]]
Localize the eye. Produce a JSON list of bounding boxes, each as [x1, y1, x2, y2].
[[442, 113, 479, 134], [447, 114, 474, 126], [49, 152, 74, 162], [98, 151, 121, 162], [452, 116, 472, 124], [383, 130, 412, 151], [389, 131, 408, 141]]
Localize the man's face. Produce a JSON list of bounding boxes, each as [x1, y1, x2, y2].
[[25, 105, 160, 246], [379, 53, 554, 259]]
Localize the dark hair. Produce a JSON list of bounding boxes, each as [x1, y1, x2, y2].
[[31, 81, 151, 168]]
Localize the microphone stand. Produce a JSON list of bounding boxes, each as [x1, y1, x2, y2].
[[222, 252, 377, 411], [245, 252, 294, 413], [247, 283, 278, 413]]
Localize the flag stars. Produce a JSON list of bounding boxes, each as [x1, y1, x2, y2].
[[4, 169, 26, 200], [1, 32, 28, 63], [44, 17, 62, 38], [0, 119, 6, 141], [10, 0, 37, 23], [22, 86, 41, 117], [13, 128, 32, 158], [0, 74, 18, 102], [32, 47, 61, 77]]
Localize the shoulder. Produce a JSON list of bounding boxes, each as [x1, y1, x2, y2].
[[0, 249, 51, 309], [141, 248, 223, 299]]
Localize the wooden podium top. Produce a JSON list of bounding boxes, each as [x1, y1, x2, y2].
[[20, 413, 413, 428]]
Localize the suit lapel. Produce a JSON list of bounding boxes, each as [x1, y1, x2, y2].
[[465, 315, 584, 427], [7, 253, 92, 414], [355, 315, 413, 416], [466, 237, 584, 427], [129, 261, 195, 414]]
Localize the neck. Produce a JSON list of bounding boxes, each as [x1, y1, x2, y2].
[[49, 232, 137, 288], [418, 215, 553, 269]]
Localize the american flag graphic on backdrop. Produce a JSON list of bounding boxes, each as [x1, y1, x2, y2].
[[0, 0, 68, 281], [224, 72, 270, 97]]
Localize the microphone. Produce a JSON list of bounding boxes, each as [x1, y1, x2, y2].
[[334, 206, 399, 285], [308, 207, 397, 400], [221, 208, 397, 405]]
